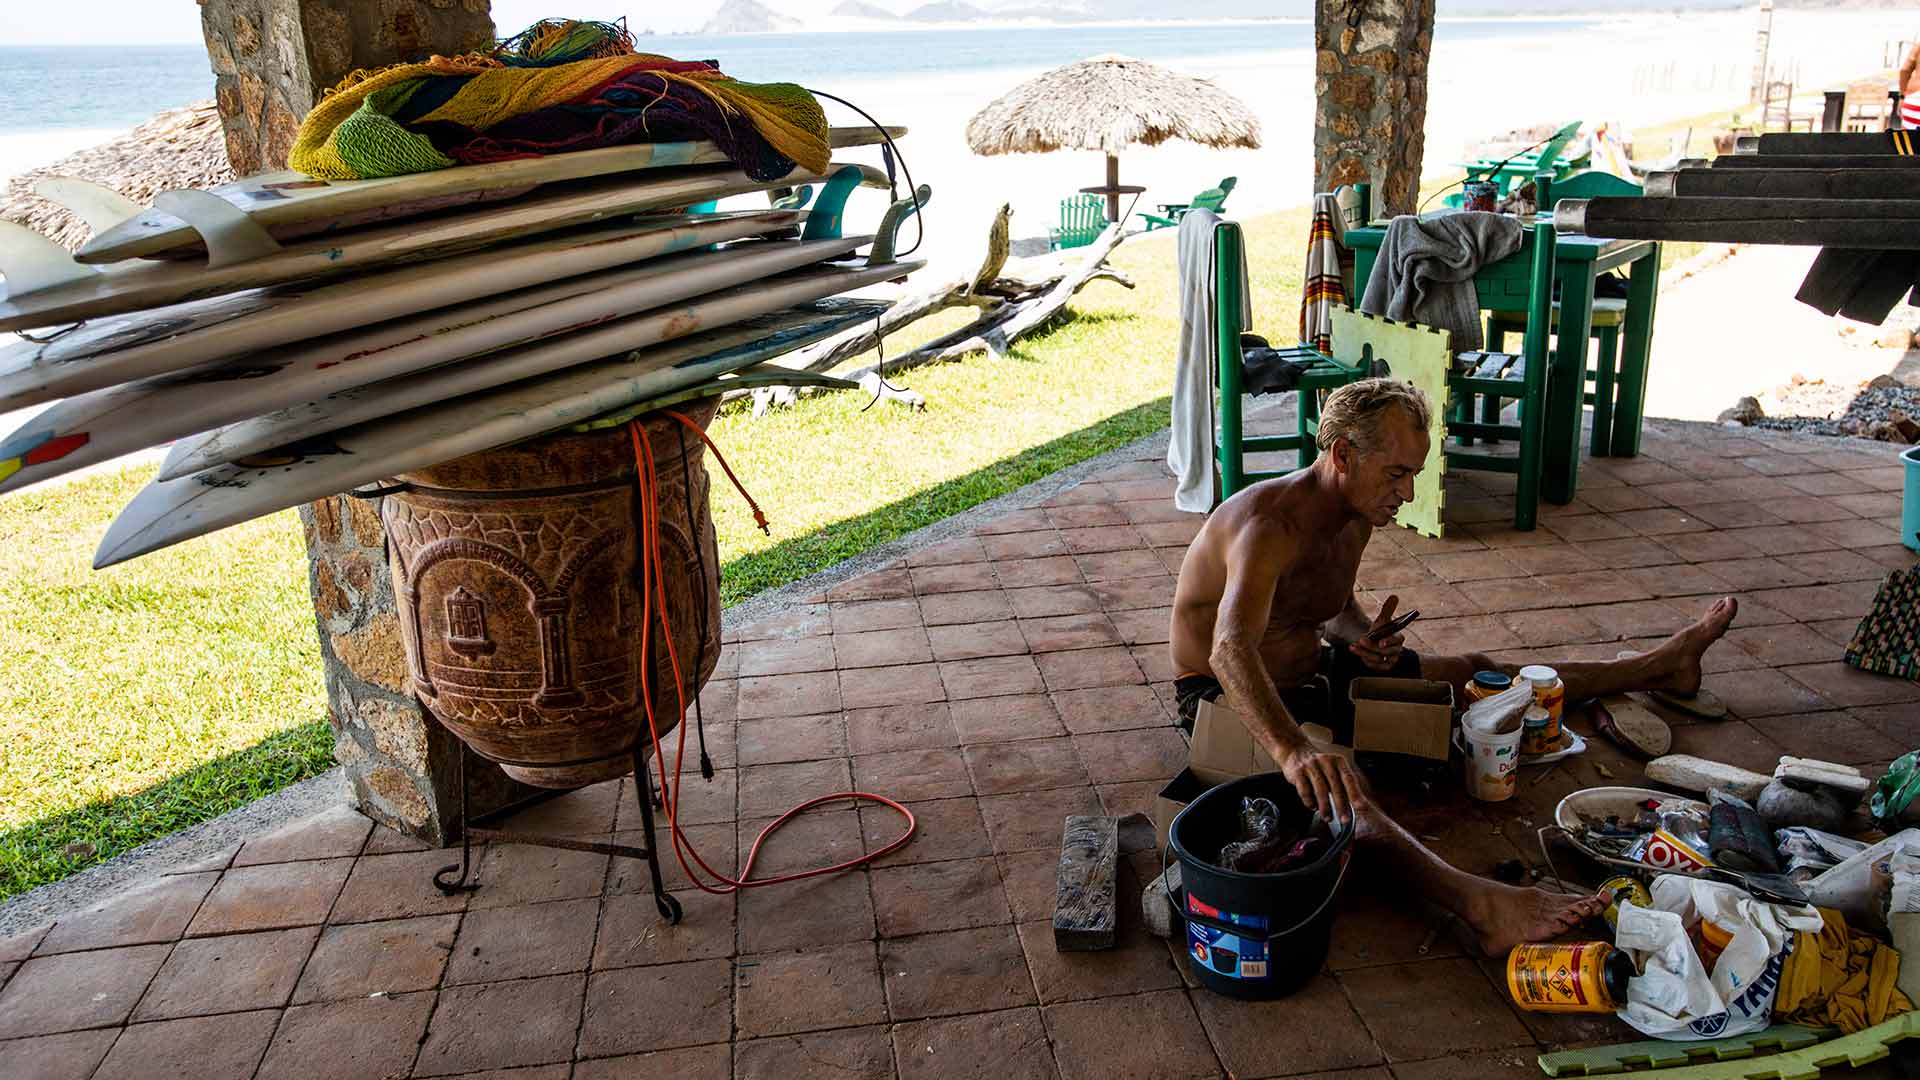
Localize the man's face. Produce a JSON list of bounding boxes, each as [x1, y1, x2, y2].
[[1337, 410, 1429, 526]]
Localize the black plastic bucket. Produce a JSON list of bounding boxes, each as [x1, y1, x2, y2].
[[1168, 772, 1353, 999]]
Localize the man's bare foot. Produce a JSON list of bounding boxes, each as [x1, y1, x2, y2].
[[1639, 596, 1738, 698], [1465, 884, 1608, 954]]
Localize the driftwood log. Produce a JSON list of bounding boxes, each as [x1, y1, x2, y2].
[[746, 203, 1135, 412]]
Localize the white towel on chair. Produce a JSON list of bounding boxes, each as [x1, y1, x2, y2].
[[1169, 208, 1248, 513]]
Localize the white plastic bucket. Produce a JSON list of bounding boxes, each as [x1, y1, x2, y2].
[[1463, 722, 1523, 802]]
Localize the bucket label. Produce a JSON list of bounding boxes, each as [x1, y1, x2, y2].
[[1186, 893, 1270, 931], [1188, 922, 1270, 980]]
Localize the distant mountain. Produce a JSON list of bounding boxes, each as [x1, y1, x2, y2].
[[832, 0, 903, 17], [906, 1, 993, 21], [700, 0, 803, 33]]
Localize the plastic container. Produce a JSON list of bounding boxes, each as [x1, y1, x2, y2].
[[1168, 772, 1354, 1000], [1902, 445, 1920, 553], [1464, 720, 1524, 801], [1465, 671, 1513, 705], [1517, 664, 1565, 735], [1520, 705, 1556, 756], [1694, 917, 1735, 972]]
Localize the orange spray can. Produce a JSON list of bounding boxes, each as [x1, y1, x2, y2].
[[1506, 942, 1635, 1013]]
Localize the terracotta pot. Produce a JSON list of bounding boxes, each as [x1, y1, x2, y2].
[[382, 402, 722, 788]]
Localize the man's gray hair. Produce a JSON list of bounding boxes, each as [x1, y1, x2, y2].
[[1314, 377, 1433, 454]]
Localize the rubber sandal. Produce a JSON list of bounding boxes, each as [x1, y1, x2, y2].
[[1593, 695, 1672, 759], [1615, 650, 1729, 720]]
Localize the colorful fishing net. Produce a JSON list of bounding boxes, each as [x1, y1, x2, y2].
[[289, 19, 828, 183]]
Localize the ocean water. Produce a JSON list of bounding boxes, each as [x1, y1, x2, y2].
[[0, 46, 215, 133]]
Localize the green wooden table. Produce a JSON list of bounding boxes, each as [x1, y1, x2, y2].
[[1345, 219, 1661, 505]]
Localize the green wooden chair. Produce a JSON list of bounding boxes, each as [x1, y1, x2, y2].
[[1211, 219, 1372, 500], [1049, 193, 1105, 250], [1445, 216, 1560, 531], [1141, 177, 1238, 231], [1482, 169, 1644, 457]]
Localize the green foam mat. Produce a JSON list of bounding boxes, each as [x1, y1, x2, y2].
[[1539, 1014, 1919, 1079]]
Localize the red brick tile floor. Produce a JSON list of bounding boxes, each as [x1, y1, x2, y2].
[[4, 416, 1917, 1078]]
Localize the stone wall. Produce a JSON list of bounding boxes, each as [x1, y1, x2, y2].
[[300, 495, 526, 844], [200, 0, 495, 176], [1312, 0, 1436, 217]]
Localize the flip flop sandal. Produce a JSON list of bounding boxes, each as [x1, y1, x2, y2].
[[1615, 650, 1729, 720], [1593, 695, 1672, 759]]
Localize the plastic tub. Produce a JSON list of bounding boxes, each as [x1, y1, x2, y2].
[[1903, 445, 1920, 553], [1464, 721, 1523, 801]]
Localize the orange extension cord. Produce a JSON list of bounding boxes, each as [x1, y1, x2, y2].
[[628, 414, 915, 894]]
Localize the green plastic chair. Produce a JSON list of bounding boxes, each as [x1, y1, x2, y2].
[[1482, 169, 1645, 457], [1048, 193, 1106, 250], [1141, 177, 1237, 231], [1211, 218, 1372, 501]]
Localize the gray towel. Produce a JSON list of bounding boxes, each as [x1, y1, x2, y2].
[[1168, 208, 1248, 513], [1358, 211, 1523, 352]]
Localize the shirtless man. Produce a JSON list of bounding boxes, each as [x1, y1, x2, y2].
[[1901, 41, 1920, 129], [1169, 378, 1739, 952]]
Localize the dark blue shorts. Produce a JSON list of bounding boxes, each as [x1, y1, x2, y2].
[[1173, 645, 1422, 746]]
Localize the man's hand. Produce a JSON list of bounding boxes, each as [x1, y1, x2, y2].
[[1279, 746, 1365, 826], [1348, 593, 1405, 672]]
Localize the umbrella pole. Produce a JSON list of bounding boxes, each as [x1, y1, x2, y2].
[[1104, 153, 1121, 222]]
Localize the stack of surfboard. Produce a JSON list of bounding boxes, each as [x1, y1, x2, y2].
[[0, 127, 926, 569]]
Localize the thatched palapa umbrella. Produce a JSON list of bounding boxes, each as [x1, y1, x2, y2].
[[0, 102, 232, 251], [965, 54, 1260, 223]]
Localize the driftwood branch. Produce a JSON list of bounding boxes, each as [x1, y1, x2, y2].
[[739, 205, 1134, 411]]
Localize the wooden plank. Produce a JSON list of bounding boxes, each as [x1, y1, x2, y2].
[[1648, 167, 1920, 200], [1583, 196, 1920, 222], [1556, 198, 1920, 247], [1053, 815, 1119, 951], [1710, 153, 1920, 169]]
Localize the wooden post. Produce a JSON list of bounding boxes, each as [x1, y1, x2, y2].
[[1313, 0, 1438, 217], [1103, 153, 1121, 223]]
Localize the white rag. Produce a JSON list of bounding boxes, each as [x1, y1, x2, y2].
[[1168, 208, 1249, 513]]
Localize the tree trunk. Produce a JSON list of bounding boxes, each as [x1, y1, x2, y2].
[[1313, 0, 1437, 217]]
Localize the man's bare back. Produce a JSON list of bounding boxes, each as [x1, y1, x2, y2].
[[1170, 468, 1373, 688]]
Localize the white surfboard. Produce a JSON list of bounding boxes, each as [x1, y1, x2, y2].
[[159, 257, 904, 479], [76, 126, 904, 264], [0, 162, 877, 332], [92, 268, 918, 568], [0, 211, 803, 412], [0, 235, 866, 493]]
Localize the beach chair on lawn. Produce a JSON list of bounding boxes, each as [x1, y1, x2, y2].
[[1141, 177, 1238, 231], [1049, 193, 1105, 250], [1451, 120, 1586, 202]]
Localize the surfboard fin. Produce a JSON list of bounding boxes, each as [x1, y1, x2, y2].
[[0, 221, 100, 298], [801, 166, 867, 242], [868, 185, 932, 267], [31, 178, 142, 242], [150, 189, 283, 269]]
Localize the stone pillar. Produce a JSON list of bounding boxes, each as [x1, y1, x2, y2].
[[199, 0, 496, 176], [301, 494, 528, 844], [1313, 0, 1437, 218]]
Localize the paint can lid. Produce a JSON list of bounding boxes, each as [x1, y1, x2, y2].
[[1518, 664, 1561, 685], [1472, 671, 1513, 690]]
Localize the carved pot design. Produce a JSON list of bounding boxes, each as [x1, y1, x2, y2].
[[382, 402, 723, 788]]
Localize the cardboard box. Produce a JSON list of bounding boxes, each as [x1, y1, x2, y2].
[[1154, 697, 1349, 851], [1349, 677, 1455, 761]]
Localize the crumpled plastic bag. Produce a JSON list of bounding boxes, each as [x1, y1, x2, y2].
[[1613, 875, 1823, 1041], [1871, 750, 1920, 831]]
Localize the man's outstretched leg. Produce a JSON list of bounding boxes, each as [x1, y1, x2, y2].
[[1420, 597, 1738, 705], [1336, 768, 1606, 953]]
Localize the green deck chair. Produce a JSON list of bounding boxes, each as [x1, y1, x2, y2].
[[1482, 169, 1645, 457], [1049, 193, 1105, 250], [1211, 219, 1372, 501], [1451, 120, 1586, 202], [1141, 177, 1238, 231]]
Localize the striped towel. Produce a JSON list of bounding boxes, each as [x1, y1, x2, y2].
[[1900, 100, 1920, 137], [1298, 191, 1351, 353]]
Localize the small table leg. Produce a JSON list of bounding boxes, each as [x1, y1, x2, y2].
[[1543, 269, 1595, 504], [1610, 245, 1662, 458]]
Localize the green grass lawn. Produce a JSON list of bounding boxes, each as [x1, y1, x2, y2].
[[0, 207, 1313, 901]]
